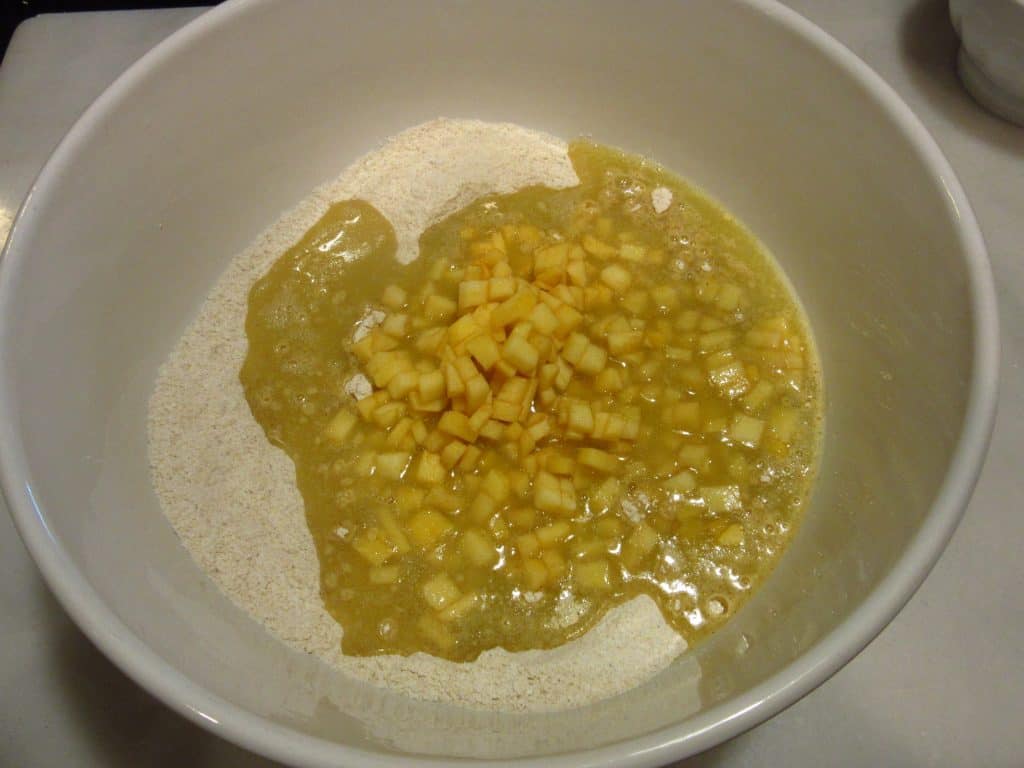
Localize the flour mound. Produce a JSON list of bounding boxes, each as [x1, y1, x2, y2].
[[147, 118, 685, 712]]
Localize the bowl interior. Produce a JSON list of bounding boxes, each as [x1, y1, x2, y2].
[[0, 0, 984, 763]]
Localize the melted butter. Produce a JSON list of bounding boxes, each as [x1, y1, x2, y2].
[[241, 141, 822, 661]]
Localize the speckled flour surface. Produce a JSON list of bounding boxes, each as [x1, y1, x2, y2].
[[147, 119, 686, 712]]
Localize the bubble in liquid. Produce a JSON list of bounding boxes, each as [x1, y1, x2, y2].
[[707, 596, 729, 617]]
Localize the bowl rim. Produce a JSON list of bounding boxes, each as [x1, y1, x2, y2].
[[0, 0, 999, 765]]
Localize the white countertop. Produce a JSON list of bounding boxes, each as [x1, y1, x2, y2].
[[1, 3, 1021, 766]]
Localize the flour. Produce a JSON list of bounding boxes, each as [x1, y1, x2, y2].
[[651, 186, 673, 214], [147, 118, 686, 712]]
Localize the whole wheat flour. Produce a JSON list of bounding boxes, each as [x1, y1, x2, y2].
[[147, 118, 686, 712]]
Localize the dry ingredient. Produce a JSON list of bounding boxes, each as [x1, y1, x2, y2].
[[148, 119, 693, 711], [239, 141, 821, 662]]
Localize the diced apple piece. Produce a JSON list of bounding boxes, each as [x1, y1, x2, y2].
[[375, 452, 411, 480], [438, 592, 481, 622], [595, 517, 622, 539], [371, 332, 399, 352], [468, 404, 492, 433], [443, 362, 465, 398], [708, 360, 751, 399], [769, 406, 799, 443], [718, 524, 745, 546], [534, 242, 569, 273], [526, 417, 551, 442], [715, 283, 742, 311], [554, 304, 583, 336], [574, 559, 611, 591], [466, 334, 501, 371], [650, 284, 678, 309], [534, 471, 563, 514], [623, 524, 659, 565], [418, 369, 445, 402], [667, 401, 700, 430], [374, 508, 410, 555], [619, 243, 645, 263], [517, 532, 541, 558], [438, 410, 476, 443], [368, 565, 400, 585], [528, 302, 559, 336], [461, 529, 498, 567], [540, 452, 570, 475], [582, 233, 618, 258], [447, 314, 482, 346], [665, 470, 698, 493], [745, 328, 784, 348], [395, 486, 425, 513], [390, 421, 417, 453], [742, 379, 774, 412], [589, 476, 620, 514], [702, 485, 742, 513], [421, 573, 461, 609], [594, 367, 625, 393], [502, 334, 539, 374], [371, 401, 405, 428], [386, 370, 419, 399], [415, 451, 446, 484], [536, 520, 571, 546], [423, 294, 457, 322], [469, 492, 498, 523], [323, 409, 358, 443], [567, 260, 588, 286], [541, 549, 567, 581], [679, 444, 712, 474], [578, 447, 619, 473], [460, 442, 483, 473], [491, 400, 519, 423], [481, 469, 511, 503], [464, 375, 491, 412], [488, 276, 516, 301], [576, 343, 607, 375], [351, 334, 375, 363], [351, 527, 398, 566], [458, 280, 489, 312], [380, 314, 409, 339], [440, 439, 468, 469], [491, 289, 537, 328], [729, 413, 765, 447], [698, 329, 736, 352], [607, 330, 643, 355], [381, 284, 407, 309], [564, 401, 593, 434], [600, 264, 632, 293], [408, 391, 444, 413]]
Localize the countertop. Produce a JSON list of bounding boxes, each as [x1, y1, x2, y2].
[[1, 3, 1021, 766]]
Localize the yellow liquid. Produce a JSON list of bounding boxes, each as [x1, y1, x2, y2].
[[241, 141, 822, 661]]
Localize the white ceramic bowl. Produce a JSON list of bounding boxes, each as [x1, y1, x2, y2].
[[0, 1, 998, 765]]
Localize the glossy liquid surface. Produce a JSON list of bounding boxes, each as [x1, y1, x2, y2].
[[241, 142, 821, 661]]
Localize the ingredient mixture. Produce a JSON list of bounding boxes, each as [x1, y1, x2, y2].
[[241, 140, 820, 662], [151, 117, 819, 712]]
